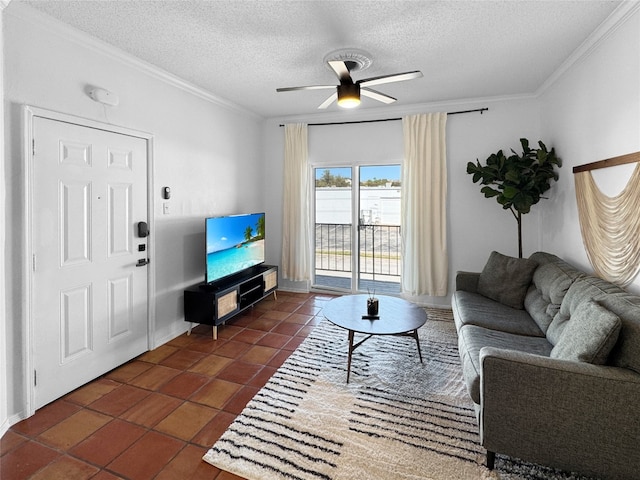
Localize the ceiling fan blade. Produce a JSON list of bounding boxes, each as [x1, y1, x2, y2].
[[276, 85, 336, 92], [361, 88, 396, 104], [328, 61, 353, 82], [318, 92, 338, 109], [358, 70, 423, 87]]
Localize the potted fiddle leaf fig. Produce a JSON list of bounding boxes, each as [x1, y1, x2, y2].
[[467, 138, 562, 258]]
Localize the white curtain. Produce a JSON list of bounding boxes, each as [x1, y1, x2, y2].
[[401, 113, 448, 296], [281, 123, 310, 281]]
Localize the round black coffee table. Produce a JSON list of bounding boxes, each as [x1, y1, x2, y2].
[[322, 294, 427, 382]]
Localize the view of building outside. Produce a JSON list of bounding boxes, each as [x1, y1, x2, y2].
[[315, 165, 401, 224], [315, 187, 400, 225]]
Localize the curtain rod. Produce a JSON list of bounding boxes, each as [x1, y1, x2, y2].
[[573, 151, 640, 174], [278, 107, 488, 127]]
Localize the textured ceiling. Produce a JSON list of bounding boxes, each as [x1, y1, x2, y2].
[[17, 0, 622, 118]]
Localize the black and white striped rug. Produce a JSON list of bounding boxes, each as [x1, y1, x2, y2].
[[203, 309, 594, 480]]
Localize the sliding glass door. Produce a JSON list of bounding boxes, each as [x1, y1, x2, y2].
[[358, 165, 402, 294], [313, 165, 401, 294], [314, 167, 353, 290]]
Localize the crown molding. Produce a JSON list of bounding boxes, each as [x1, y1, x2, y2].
[[536, 1, 640, 96], [5, 3, 263, 121]]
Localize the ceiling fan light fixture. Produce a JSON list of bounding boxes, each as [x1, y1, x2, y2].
[[337, 83, 361, 108], [276, 49, 421, 110]]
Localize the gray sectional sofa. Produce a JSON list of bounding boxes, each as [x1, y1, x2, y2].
[[452, 251, 640, 480]]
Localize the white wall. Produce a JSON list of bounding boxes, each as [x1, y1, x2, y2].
[[264, 95, 542, 307], [539, 5, 640, 294], [2, 4, 264, 426], [0, 0, 8, 438]]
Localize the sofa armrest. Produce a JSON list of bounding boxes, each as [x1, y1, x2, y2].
[[456, 271, 480, 293], [479, 347, 640, 478]]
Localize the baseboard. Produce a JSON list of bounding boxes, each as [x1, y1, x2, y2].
[[0, 411, 28, 438], [280, 286, 312, 294], [152, 322, 190, 350]]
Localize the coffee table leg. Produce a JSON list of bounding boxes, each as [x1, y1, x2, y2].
[[347, 330, 355, 383], [412, 329, 423, 363]]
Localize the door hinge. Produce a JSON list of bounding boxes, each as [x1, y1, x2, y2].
[[34, 370, 37, 386], [32, 254, 37, 272], [32, 138, 36, 156]]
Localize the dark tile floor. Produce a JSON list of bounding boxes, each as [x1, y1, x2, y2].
[[0, 291, 335, 480]]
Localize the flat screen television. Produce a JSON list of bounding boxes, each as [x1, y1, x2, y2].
[[205, 212, 265, 284]]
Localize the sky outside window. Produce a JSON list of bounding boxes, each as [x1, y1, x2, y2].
[[314, 166, 400, 183]]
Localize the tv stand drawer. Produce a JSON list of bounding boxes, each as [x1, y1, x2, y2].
[[217, 290, 238, 318], [264, 269, 277, 292]]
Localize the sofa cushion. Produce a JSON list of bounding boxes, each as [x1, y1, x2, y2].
[[550, 300, 621, 364], [546, 275, 640, 375], [452, 290, 545, 337], [523, 258, 583, 334], [527, 252, 585, 302], [457, 324, 553, 404], [477, 251, 537, 310], [547, 275, 627, 345]]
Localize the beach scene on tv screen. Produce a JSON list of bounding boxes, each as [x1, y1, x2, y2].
[[206, 213, 265, 282]]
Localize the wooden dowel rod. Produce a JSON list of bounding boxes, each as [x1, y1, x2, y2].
[[573, 151, 640, 173]]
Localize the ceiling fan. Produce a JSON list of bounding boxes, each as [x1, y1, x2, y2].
[[276, 50, 423, 109]]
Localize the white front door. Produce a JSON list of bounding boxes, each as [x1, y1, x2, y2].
[[31, 116, 149, 409]]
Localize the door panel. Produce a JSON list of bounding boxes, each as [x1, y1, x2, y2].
[[32, 117, 149, 409], [108, 183, 133, 256], [60, 284, 92, 362], [60, 140, 91, 167], [60, 181, 92, 266], [357, 165, 402, 294], [313, 167, 353, 291], [108, 274, 133, 340]]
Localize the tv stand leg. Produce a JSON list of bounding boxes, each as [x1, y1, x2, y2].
[[187, 322, 193, 336], [212, 325, 217, 340], [272, 291, 277, 301]]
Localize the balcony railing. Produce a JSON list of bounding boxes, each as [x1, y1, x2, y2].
[[315, 223, 353, 273], [359, 224, 401, 277], [315, 223, 401, 292]]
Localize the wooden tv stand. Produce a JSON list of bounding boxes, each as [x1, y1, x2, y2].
[[183, 265, 278, 339]]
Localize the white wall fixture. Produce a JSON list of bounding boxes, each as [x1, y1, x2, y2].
[[88, 87, 119, 106]]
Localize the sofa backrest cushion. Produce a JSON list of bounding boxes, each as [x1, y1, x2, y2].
[[550, 300, 621, 364], [548, 275, 640, 374], [548, 275, 625, 344], [477, 251, 537, 310], [524, 252, 585, 333]]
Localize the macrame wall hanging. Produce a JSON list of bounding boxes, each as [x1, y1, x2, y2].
[[573, 151, 640, 286]]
